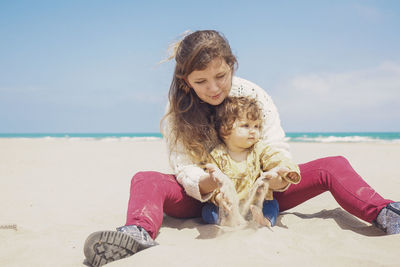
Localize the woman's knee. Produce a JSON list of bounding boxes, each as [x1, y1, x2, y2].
[[131, 171, 172, 186], [318, 156, 351, 171]]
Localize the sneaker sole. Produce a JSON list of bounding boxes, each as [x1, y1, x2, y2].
[[84, 231, 141, 266]]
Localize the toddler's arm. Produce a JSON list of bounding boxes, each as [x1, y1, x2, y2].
[[257, 142, 301, 191]]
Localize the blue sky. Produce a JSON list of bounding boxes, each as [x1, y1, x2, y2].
[[1, 0, 399, 133]]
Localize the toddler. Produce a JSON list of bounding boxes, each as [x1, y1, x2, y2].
[[202, 96, 301, 227]]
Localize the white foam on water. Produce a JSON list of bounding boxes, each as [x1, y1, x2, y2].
[[288, 135, 400, 144]]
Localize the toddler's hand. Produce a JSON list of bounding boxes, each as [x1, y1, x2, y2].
[[262, 166, 289, 179], [215, 191, 232, 212], [205, 164, 237, 212], [286, 171, 300, 182], [250, 205, 272, 227], [262, 167, 290, 190], [253, 176, 269, 193]]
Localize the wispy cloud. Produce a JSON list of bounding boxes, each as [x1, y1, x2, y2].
[[353, 4, 384, 22], [0, 86, 44, 93], [131, 91, 166, 105], [275, 62, 400, 131], [291, 62, 399, 105]]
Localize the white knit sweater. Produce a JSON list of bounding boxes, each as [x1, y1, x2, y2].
[[163, 76, 291, 202]]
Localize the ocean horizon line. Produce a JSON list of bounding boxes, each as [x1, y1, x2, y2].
[[1, 132, 399, 144]]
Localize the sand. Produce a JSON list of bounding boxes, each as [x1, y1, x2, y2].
[[0, 138, 399, 267]]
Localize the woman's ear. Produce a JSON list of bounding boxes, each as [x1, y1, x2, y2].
[[184, 78, 192, 90]]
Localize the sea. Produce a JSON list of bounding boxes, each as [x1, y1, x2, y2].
[[1, 132, 400, 143]]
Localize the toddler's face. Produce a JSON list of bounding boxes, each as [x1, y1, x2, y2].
[[223, 118, 261, 150]]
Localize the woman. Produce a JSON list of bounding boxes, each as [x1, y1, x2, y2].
[[84, 30, 400, 267]]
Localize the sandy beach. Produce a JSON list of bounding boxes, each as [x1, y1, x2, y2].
[[0, 138, 399, 267]]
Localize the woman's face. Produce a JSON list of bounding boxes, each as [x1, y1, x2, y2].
[[186, 58, 232, 106]]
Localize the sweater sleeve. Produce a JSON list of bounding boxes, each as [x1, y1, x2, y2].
[[162, 112, 214, 202], [230, 77, 292, 159]]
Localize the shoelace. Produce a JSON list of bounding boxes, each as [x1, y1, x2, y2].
[[387, 203, 400, 216], [117, 225, 154, 244]]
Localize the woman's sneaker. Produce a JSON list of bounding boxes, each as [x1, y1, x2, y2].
[[116, 225, 158, 248], [374, 202, 400, 235], [84, 225, 158, 266]]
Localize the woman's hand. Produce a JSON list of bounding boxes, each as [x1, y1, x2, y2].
[[205, 164, 236, 211], [205, 163, 231, 186], [199, 172, 219, 195], [199, 163, 231, 195]]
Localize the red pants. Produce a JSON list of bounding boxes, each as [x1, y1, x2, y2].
[[125, 156, 393, 239]]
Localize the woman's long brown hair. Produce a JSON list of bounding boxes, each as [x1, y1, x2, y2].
[[161, 30, 238, 163]]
